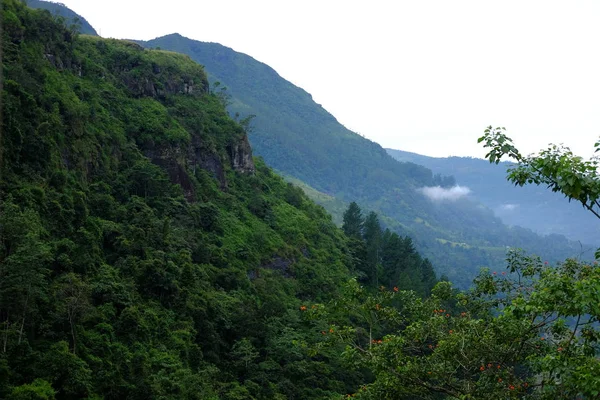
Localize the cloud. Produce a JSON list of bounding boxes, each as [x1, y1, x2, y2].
[[500, 203, 519, 211], [419, 185, 471, 202]]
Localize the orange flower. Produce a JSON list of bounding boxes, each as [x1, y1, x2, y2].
[[445, 313, 450, 318], [321, 331, 326, 335], [300, 305, 307, 311], [449, 330, 453, 334], [487, 363, 492, 368], [558, 347, 563, 352], [509, 385, 515, 390], [498, 378, 502, 383], [329, 328, 334, 333], [393, 286, 399, 292], [480, 366, 485, 371], [461, 312, 467, 317]]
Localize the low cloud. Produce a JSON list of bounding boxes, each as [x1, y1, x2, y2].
[[420, 185, 471, 202]]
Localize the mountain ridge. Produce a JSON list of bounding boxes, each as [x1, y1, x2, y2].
[[386, 148, 599, 245], [25, 0, 593, 287], [139, 33, 593, 287]]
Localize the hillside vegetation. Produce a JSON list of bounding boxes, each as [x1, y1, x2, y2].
[[24, 0, 97, 35], [8, 3, 600, 399], [139, 34, 590, 287], [1, 2, 445, 398], [387, 148, 598, 245], [2, 2, 348, 397]]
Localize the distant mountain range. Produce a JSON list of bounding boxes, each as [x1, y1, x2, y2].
[[386, 149, 599, 245], [27, 1, 595, 287]]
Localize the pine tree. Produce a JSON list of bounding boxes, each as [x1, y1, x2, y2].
[[342, 202, 364, 239], [363, 211, 382, 286]]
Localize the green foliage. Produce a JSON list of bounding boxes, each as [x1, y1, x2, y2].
[[480, 126, 600, 221], [342, 201, 364, 239], [0, 2, 362, 397], [340, 203, 438, 296], [386, 148, 597, 245], [139, 34, 590, 289], [310, 252, 600, 399], [8, 379, 56, 400], [25, 0, 98, 36]]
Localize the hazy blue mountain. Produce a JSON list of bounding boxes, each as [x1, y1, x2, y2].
[[25, 0, 98, 35], [386, 148, 599, 245]]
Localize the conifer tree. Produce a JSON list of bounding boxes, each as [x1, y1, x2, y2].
[[342, 202, 364, 239]]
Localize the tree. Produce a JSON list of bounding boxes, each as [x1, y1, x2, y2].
[[363, 211, 382, 286], [479, 126, 600, 259], [342, 202, 364, 239], [478, 126, 600, 222], [309, 130, 600, 398]]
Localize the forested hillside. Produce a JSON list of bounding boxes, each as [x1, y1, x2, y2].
[[0, 2, 445, 398], [24, 0, 97, 35], [137, 34, 591, 286], [8, 3, 600, 399], [387, 148, 599, 245]]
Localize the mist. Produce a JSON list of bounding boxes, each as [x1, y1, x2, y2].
[[420, 185, 471, 202]]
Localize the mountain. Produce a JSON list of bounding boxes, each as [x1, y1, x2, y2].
[[386, 148, 599, 245], [137, 33, 591, 287], [25, 0, 98, 35], [1, 2, 386, 397]]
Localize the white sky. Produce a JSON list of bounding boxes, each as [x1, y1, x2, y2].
[[56, 0, 600, 158]]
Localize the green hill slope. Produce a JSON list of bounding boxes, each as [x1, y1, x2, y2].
[[1, 2, 390, 397], [138, 34, 590, 287], [25, 0, 98, 35], [386, 148, 599, 245]]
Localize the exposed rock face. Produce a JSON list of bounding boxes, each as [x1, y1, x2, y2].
[[228, 134, 255, 174], [143, 145, 196, 201], [189, 136, 227, 190], [125, 75, 201, 98], [144, 135, 230, 201]]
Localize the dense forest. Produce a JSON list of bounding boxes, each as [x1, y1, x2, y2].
[[5, 2, 600, 399], [0, 2, 438, 398], [137, 34, 592, 288]]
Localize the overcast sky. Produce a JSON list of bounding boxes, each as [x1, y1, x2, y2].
[[55, 0, 600, 158]]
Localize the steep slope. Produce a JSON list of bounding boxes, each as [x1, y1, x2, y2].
[[25, 0, 98, 35], [386, 148, 599, 245], [0, 2, 376, 397], [138, 34, 589, 286]]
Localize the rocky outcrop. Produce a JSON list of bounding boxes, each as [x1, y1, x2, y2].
[[143, 145, 196, 201], [124, 75, 201, 98], [189, 136, 227, 190], [228, 134, 255, 174], [143, 134, 230, 201]]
